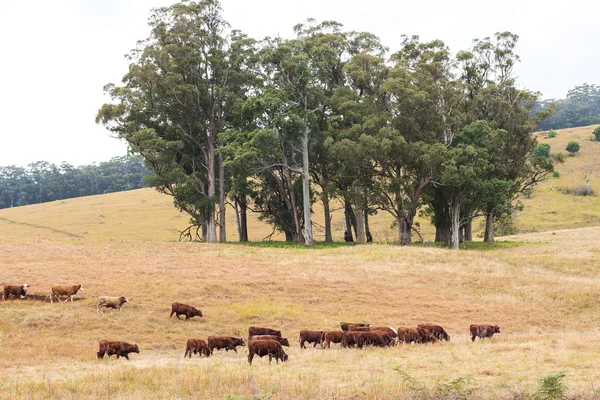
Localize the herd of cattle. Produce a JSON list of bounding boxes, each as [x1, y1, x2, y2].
[[2, 285, 501, 365]]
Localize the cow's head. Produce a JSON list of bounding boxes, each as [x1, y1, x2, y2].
[[132, 344, 140, 353], [194, 308, 203, 317], [281, 352, 289, 362], [77, 285, 84, 292], [493, 325, 500, 333], [280, 338, 290, 347], [22, 284, 29, 292], [237, 338, 246, 346], [120, 296, 129, 304]]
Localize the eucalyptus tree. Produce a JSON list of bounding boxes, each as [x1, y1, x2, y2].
[[96, 1, 255, 242]]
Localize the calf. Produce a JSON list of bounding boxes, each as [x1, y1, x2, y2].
[[170, 302, 202, 320], [418, 324, 450, 341], [247, 340, 288, 365], [470, 324, 500, 341], [97, 296, 128, 313], [50, 284, 83, 303], [248, 326, 281, 338], [97, 340, 139, 360], [323, 331, 344, 348], [207, 336, 245, 354], [184, 339, 210, 358], [299, 330, 325, 349], [249, 335, 290, 347], [340, 322, 370, 331], [2, 284, 28, 300], [354, 332, 393, 348]]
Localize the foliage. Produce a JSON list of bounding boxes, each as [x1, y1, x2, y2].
[[566, 141, 581, 155], [594, 126, 600, 141], [535, 371, 567, 400], [536, 83, 600, 130], [534, 143, 551, 158], [552, 170, 560, 178], [0, 156, 149, 209], [560, 185, 594, 196], [547, 130, 557, 138]]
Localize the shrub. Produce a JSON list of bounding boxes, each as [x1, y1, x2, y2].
[[566, 141, 580, 155], [594, 126, 600, 141], [547, 130, 557, 138], [533, 143, 551, 158], [552, 170, 560, 178], [535, 371, 567, 400], [561, 185, 594, 196]]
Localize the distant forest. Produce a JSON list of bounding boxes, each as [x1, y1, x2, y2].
[[0, 155, 150, 209], [535, 83, 600, 131]]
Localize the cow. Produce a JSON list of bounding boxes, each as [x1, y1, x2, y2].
[[354, 332, 393, 348], [184, 339, 210, 358], [323, 331, 344, 348], [248, 326, 281, 338], [51, 284, 83, 303], [247, 340, 288, 365], [2, 284, 28, 300], [341, 331, 358, 348], [418, 324, 450, 341], [299, 330, 325, 349], [207, 336, 245, 354], [97, 340, 139, 360], [170, 302, 202, 321], [370, 326, 398, 339], [249, 335, 290, 347], [340, 322, 370, 331], [397, 327, 438, 344], [470, 324, 500, 341], [97, 296, 128, 313]]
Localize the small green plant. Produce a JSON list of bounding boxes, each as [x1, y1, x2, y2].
[[566, 141, 580, 155], [593, 126, 600, 141], [533, 143, 551, 158], [552, 170, 560, 178], [547, 130, 557, 138], [535, 371, 567, 400]]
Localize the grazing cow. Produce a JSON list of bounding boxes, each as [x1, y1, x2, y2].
[[184, 339, 210, 358], [247, 340, 288, 365], [371, 326, 398, 339], [207, 336, 245, 354], [470, 324, 500, 341], [248, 326, 281, 338], [97, 340, 140, 360], [354, 332, 393, 348], [2, 284, 28, 300], [170, 302, 202, 321], [418, 324, 450, 341], [323, 331, 344, 348], [341, 332, 358, 348], [51, 284, 83, 303], [97, 296, 128, 313], [249, 335, 290, 347], [299, 330, 325, 349], [397, 327, 438, 344], [340, 322, 370, 331]]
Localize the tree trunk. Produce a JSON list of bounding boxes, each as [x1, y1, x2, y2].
[[322, 191, 333, 243], [450, 198, 460, 251], [484, 211, 495, 243], [301, 131, 313, 247], [464, 218, 473, 242], [285, 231, 293, 242], [344, 200, 354, 242], [234, 195, 248, 242], [206, 129, 217, 243], [399, 216, 413, 246], [284, 168, 302, 243], [354, 186, 365, 244], [218, 153, 226, 243], [364, 212, 372, 243]]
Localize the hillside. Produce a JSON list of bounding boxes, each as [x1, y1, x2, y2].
[[0, 125, 599, 244]]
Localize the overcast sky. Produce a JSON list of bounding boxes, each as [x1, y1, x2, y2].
[[0, 0, 598, 167]]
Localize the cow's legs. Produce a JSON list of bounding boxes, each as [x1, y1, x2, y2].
[[248, 354, 253, 365]]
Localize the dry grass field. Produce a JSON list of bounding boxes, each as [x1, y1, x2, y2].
[[0, 125, 600, 399]]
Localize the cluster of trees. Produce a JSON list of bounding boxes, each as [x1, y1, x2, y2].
[[97, 0, 559, 249], [0, 156, 149, 209], [536, 83, 600, 130]]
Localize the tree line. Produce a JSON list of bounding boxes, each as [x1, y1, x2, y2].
[[0, 155, 149, 209], [535, 83, 600, 131], [96, 0, 561, 249]]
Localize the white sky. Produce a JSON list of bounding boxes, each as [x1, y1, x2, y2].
[[0, 0, 598, 167]]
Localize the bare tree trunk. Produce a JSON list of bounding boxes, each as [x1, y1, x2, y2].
[[322, 191, 333, 243], [344, 200, 354, 242], [451, 198, 460, 250], [484, 211, 495, 243], [364, 212, 372, 243], [399, 217, 412, 246], [301, 131, 313, 247], [218, 153, 226, 243], [464, 218, 473, 242], [234, 196, 248, 242], [206, 129, 217, 243], [354, 186, 365, 244], [284, 168, 302, 243]]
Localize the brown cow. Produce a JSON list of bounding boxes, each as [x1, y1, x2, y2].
[[470, 324, 500, 341], [247, 340, 288, 365], [371, 326, 398, 338], [340, 322, 370, 331], [418, 324, 450, 341], [248, 326, 281, 338], [299, 330, 325, 349], [51, 284, 83, 303], [207, 336, 245, 354], [341, 332, 358, 348], [97, 340, 139, 360], [249, 335, 290, 347], [2, 284, 28, 300], [323, 331, 344, 348], [398, 327, 438, 344], [184, 339, 210, 358], [170, 302, 203, 321], [354, 332, 393, 348]]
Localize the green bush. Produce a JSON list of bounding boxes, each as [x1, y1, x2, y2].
[[552, 170, 560, 178], [533, 143, 551, 158], [535, 371, 567, 400], [594, 126, 600, 141], [566, 141, 580, 155], [547, 130, 557, 138]]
